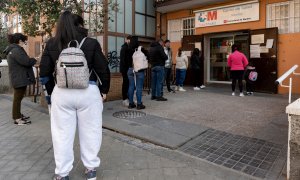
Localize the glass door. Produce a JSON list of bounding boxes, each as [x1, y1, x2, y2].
[[209, 36, 233, 82]]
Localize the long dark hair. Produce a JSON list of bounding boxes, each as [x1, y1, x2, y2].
[[54, 11, 84, 50], [129, 36, 139, 50], [231, 44, 241, 52], [192, 48, 200, 57]]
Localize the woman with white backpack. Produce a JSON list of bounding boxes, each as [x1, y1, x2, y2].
[[126, 36, 148, 110], [39, 11, 110, 180]]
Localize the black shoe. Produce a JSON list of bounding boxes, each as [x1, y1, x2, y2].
[[156, 97, 168, 101], [137, 103, 145, 110], [21, 114, 30, 120], [14, 118, 30, 126], [151, 96, 157, 100], [85, 168, 96, 180], [128, 103, 136, 109]]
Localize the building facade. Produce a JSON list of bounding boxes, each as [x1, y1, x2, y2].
[[156, 0, 300, 94], [1, 0, 156, 100]]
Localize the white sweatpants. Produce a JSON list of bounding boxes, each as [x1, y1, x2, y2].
[[50, 85, 103, 177]]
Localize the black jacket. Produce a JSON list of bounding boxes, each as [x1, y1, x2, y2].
[[119, 42, 129, 74], [149, 42, 168, 67], [39, 28, 110, 94], [191, 55, 200, 69], [5, 44, 37, 88]]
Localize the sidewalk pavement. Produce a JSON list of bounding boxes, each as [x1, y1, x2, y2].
[[0, 85, 290, 180]]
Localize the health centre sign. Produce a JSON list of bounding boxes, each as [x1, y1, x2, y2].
[[195, 2, 259, 28]]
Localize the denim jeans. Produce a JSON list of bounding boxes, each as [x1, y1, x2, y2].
[[176, 69, 187, 87], [127, 68, 145, 105], [151, 66, 165, 97]]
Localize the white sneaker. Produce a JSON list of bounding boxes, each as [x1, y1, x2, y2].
[[179, 87, 186, 92], [175, 86, 179, 91], [122, 99, 129, 107], [232, 92, 235, 96], [239, 93, 244, 97], [193, 87, 200, 91], [200, 85, 206, 89]]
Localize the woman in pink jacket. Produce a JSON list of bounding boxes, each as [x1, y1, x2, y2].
[[227, 44, 248, 97]]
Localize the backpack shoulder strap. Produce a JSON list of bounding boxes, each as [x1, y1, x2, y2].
[[79, 37, 87, 49], [138, 46, 142, 51], [67, 40, 79, 48]]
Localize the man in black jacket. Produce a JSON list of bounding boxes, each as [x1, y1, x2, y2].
[[119, 36, 131, 106], [149, 39, 168, 101]]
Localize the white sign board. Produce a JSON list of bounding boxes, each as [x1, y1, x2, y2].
[[266, 39, 274, 48], [195, 42, 201, 51], [195, 3, 259, 28], [250, 45, 260, 58], [251, 34, 265, 44]]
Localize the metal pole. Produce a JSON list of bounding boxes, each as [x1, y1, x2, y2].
[[289, 78, 292, 104]]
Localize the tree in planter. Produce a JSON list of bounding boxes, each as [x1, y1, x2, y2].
[[0, 0, 118, 37]]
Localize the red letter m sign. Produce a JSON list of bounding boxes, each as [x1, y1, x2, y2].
[[207, 11, 217, 21]]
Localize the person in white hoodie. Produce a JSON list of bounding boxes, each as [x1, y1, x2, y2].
[[175, 48, 188, 91]]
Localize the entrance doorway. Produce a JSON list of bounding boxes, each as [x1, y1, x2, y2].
[[206, 31, 250, 83], [181, 28, 278, 94]]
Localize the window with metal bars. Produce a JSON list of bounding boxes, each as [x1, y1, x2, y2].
[[182, 18, 195, 36], [168, 17, 195, 42], [267, 0, 300, 34]]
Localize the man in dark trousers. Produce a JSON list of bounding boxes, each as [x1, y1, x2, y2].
[[120, 36, 131, 106], [149, 39, 168, 101]]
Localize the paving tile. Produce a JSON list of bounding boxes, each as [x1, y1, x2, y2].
[[179, 129, 284, 178], [0, 94, 287, 180]]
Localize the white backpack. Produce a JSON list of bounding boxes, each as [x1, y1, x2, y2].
[[132, 46, 148, 72], [56, 38, 90, 89]]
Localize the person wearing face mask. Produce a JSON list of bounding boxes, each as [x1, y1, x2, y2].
[[4, 33, 37, 125]]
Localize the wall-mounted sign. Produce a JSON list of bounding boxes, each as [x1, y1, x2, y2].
[[195, 2, 259, 28]]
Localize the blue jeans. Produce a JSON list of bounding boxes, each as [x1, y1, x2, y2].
[[151, 66, 165, 97], [127, 68, 145, 105], [176, 69, 187, 87]]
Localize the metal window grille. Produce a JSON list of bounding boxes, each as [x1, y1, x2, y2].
[[267, 0, 300, 34], [182, 17, 195, 36], [168, 17, 195, 42]]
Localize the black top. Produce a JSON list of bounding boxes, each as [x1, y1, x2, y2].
[[39, 27, 110, 94], [191, 54, 201, 69], [5, 44, 36, 88], [119, 42, 129, 74], [149, 42, 168, 67]]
